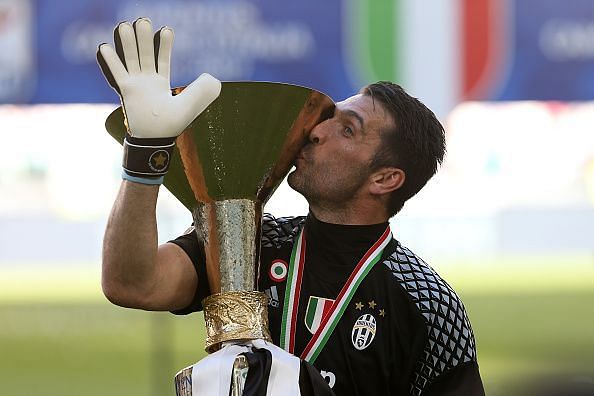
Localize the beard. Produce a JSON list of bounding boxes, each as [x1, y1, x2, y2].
[[287, 159, 371, 207]]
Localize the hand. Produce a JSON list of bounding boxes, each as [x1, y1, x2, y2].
[[97, 18, 221, 139]]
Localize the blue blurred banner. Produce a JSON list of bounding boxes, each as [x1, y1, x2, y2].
[[498, 0, 594, 101], [2, 0, 594, 105], [29, 0, 355, 104]]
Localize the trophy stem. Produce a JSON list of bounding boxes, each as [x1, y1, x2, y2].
[[193, 199, 261, 293]]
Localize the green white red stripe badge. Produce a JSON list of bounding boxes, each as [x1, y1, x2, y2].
[[279, 225, 392, 363], [304, 296, 335, 334]]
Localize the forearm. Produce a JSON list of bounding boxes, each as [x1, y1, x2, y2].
[[102, 180, 160, 306]]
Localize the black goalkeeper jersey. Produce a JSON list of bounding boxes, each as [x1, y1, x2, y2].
[[171, 213, 485, 396]]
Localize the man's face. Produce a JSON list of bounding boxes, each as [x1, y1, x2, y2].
[[287, 93, 394, 206]]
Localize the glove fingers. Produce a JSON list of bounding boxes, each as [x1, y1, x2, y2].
[[155, 27, 173, 81], [114, 22, 140, 74], [134, 18, 156, 73], [178, 73, 222, 117], [97, 44, 128, 94]]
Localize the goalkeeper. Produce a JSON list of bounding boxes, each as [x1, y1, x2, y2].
[[98, 18, 484, 396]]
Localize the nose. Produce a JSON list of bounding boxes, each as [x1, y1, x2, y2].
[[308, 119, 330, 144]]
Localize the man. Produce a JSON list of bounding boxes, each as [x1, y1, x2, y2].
[[99, 19, 484, 395]]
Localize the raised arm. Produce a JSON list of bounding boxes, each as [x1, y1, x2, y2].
[[97, 18, 220, 310]]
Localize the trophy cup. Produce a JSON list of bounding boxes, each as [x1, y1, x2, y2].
[[106, 81, 334, 394]]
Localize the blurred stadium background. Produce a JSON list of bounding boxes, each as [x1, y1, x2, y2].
[[1, 0, 594, 394]]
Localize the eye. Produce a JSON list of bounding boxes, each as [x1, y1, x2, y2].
[[344, 126, 353, 136]]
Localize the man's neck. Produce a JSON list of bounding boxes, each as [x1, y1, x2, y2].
[[308, 200, 389, 225]]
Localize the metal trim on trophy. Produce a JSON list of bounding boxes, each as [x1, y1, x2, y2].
[[106, 82, 334, 394]]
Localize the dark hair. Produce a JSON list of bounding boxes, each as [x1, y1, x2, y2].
[[362, 81, 446, 216]]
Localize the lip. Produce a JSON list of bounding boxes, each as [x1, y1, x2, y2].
[[293, 153, 306, 168]]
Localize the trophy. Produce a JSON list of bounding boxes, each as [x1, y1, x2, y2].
[[106, 81, 334, 394]]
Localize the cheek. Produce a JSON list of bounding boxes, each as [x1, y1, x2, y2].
[[310, 135, 372, 173], [320, 153, 366, 183], [327, 145, 368, 169], [324, 138, 357, 158]]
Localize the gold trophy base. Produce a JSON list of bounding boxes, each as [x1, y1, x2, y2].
[[202, 290, 272, 353]]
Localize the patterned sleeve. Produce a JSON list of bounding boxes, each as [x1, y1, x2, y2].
[[422, 361, 484, 396], [383, 243, 485, 396], [261, 213, 305, 248]]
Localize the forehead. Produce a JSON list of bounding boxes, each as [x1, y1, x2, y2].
[[335, 94, 394, 131]]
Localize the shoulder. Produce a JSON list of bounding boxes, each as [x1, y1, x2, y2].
[[261, 213, 306, 248], [382, 241, 478, 395]]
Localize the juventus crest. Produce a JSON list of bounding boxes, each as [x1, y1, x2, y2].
[[351, 313, 377, 350]]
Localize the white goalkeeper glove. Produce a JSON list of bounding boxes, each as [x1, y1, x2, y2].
[[97, 18, 221, 183]]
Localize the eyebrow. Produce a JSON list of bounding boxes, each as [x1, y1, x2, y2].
[[341, 109, 365, 132]]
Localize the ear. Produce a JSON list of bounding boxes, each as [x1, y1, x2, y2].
[[369, 167, 405, 196]]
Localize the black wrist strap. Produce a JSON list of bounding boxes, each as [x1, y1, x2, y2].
[[122, 133, 176, 178]]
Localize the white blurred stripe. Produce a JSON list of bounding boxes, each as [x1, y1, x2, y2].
[[400, 0, 461, 119]]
